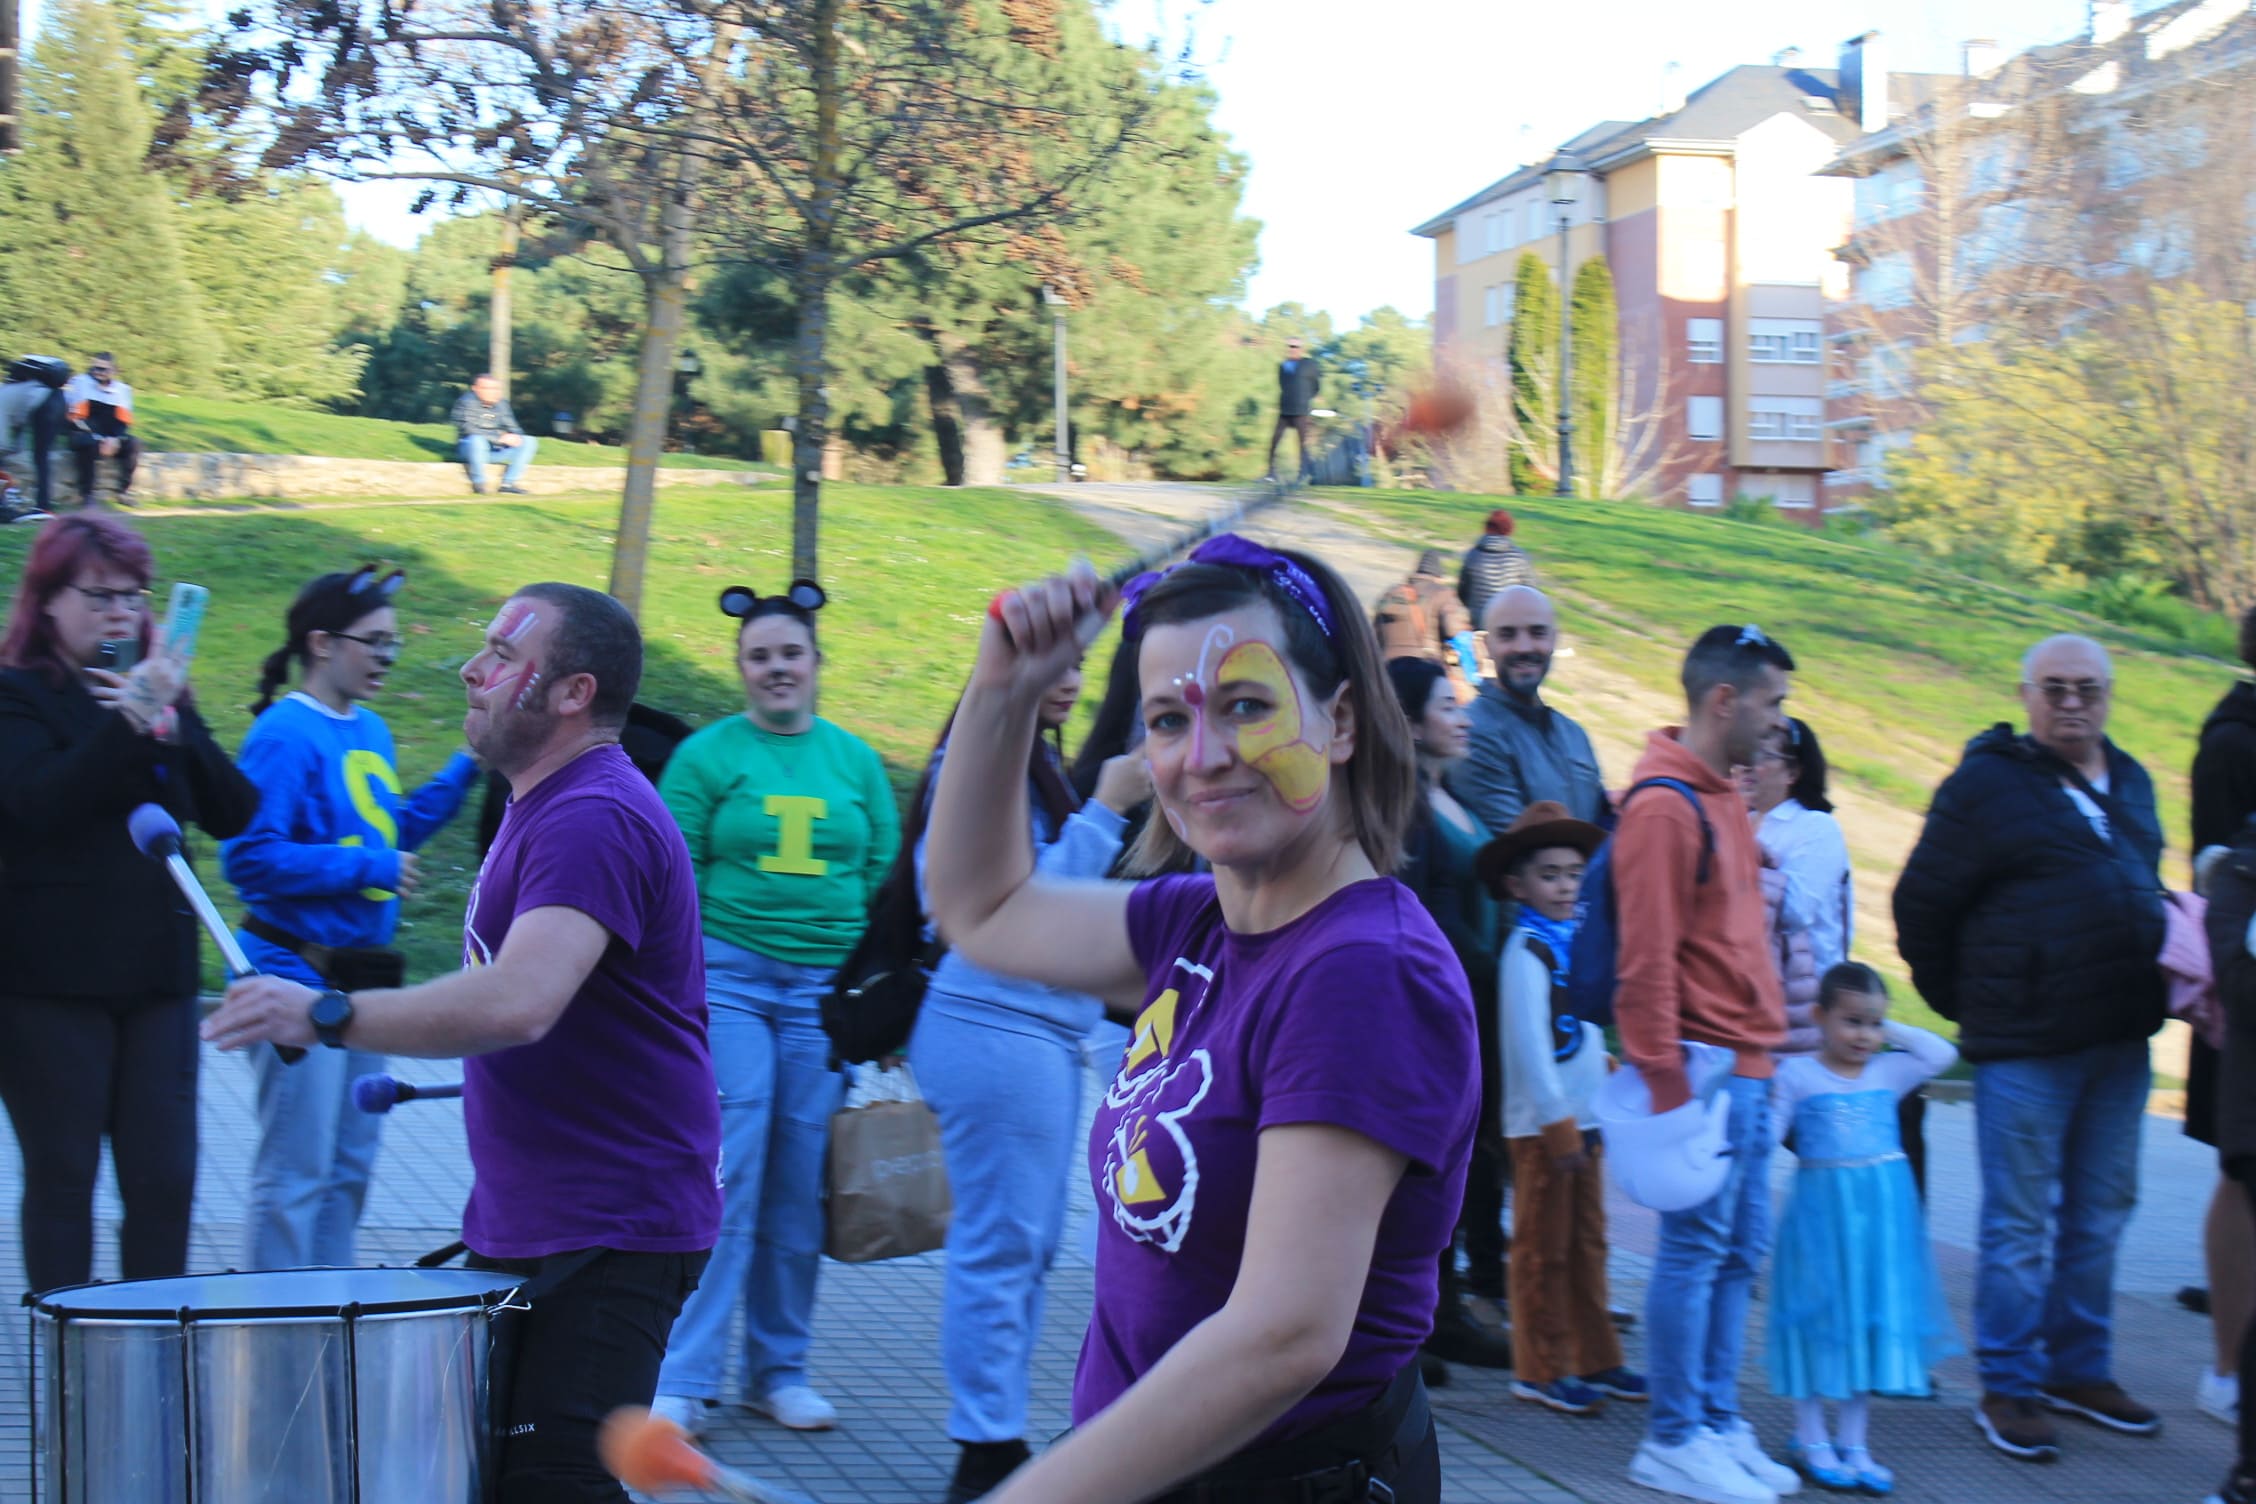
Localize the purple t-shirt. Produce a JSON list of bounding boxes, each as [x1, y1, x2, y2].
[[1075, 874, 1479, 1439], [460, 743, 722, 1258]]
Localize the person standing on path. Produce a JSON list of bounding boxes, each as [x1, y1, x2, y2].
[[1458, 510, 1537, 620], [205, 582, 722, 1504], [928, 539, 1477, 1504], [0, 514, 260, 1295], [1894, 633, 2168, 1463], [454, 373, 540, 495], [909, 663, 1146, 1503], [2192, 606, 2256, 1435], [1388, 656, 1516, 1379], [226, 567, 481, 1270], [1375, 550, 1479, 699], [1451, 586, 1607, 838], [1616, 624, 1803, 1504], [2198, 829, 2256, 1504], [652, 583, 899, 1437], [1264, 337, 1321, 482]]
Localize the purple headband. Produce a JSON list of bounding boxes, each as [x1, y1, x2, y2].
[[1118, 533, 1338, 642]]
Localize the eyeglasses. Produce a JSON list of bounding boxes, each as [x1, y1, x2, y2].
[[2028, 678, 2109, 706], [70, 584, 149, 611], [330, 631, 403, 655]]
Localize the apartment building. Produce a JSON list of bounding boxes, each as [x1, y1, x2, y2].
[[1416, 46, 1930, 514], [1822, 0, 2256, 503]]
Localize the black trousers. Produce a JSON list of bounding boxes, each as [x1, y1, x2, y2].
[[2233, 1155, 2256, 1486], [1460, 1138, 1507, 1297], [0, 994, 199, 1295], [1267, 414, 1314, 477], [468, 1246, 710, 1503], [71, 431, 139, 499], [3, 388, 66, 509]]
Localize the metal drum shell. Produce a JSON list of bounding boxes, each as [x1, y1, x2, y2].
[[29, 1267, 519, 1504]]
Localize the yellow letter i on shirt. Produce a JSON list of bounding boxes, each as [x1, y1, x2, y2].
[[760, 795, 830, 875]]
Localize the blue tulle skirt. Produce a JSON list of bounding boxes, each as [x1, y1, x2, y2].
[[1767, 1141, 1962, 1399]]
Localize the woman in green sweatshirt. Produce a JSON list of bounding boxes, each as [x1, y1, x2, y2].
[[653, 584, 899, 1435]]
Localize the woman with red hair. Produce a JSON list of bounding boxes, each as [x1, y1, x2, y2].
[[0, 514, 257, 1293]]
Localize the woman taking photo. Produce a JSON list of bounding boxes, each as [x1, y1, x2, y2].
[[0, 514, 258, 1293], [1386, 656, 1513, 1377], [654, 582, 899, 1435], [225, 566, 480, 1269], [928, 538, 1479, 1504], [909, 660, 1148, 1502]]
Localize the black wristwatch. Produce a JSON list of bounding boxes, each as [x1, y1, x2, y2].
[[309, 989, 355, 1050]]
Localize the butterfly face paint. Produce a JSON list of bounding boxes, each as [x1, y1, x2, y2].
[[1156, 622, 1329, 816], [1216, 639, 1329, 813]]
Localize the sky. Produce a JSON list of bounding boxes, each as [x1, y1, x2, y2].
[[27, 0, 2114, 324]]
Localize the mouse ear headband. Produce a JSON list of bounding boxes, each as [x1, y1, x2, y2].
[[719, 580, 828, 618], [344, 564, 407, 601]]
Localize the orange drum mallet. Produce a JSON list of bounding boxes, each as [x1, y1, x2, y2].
[[598, 1406, 815, 1503]]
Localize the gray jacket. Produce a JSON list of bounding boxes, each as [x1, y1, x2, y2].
[[1448, 681, 1608, 833], [452, 390, 524, 440]]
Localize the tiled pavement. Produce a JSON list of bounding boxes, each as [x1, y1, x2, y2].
[[0, 1039, 2237, 1504]]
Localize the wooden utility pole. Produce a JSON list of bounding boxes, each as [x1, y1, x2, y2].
[[1, 0, 21, 154]]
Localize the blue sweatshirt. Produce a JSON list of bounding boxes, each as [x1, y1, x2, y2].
[[916, 744, 1127, 1037], [223, 692, 480, 985]]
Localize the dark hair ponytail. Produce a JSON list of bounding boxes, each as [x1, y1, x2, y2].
[[251, 566, 404, 715]]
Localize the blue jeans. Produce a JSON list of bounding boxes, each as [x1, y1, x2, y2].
[[656, 937, 842, 1402], [240, 936, 385, 1269], [459, 433, 538, 486], [1972, 1039, 2149, 1396], [1645, 1075, 1773, 1446], [908, 993, 1084, 1443]]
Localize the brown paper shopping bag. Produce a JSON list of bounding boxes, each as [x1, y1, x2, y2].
[[824, 1066, 952, 1263]]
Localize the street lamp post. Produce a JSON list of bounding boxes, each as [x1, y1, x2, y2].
[[1545, 151, 1585, 499], [1042, 285, 1069, 484]]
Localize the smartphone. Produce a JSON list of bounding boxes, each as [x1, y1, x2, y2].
[[94, 638, 143, 673], [160, 583, 210, 666]]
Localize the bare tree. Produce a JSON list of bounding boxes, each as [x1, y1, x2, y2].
[[1431, 337, 1693, 503]]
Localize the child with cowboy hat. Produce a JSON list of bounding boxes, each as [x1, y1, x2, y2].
[[1478, 802, 1647, 1417]]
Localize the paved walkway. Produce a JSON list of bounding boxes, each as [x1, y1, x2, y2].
[[0, 485, 2237, 1503]]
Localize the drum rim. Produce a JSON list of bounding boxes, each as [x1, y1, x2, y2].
[[25, 1266, 521, 1321]]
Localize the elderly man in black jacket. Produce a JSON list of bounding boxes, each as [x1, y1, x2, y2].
[[1896, 633, 2167, 1465]]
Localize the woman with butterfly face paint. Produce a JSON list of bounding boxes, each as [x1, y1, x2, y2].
[[926, 539, 1480, 1504], [653, 583, 900, 1437], [224, 567, 482, 1269]]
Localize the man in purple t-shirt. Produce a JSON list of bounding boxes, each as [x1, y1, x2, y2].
[[208, 582, 721, 1504]]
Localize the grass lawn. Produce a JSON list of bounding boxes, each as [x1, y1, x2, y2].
[[135, 393, 758, 471], [0, 485, 1113, 984]]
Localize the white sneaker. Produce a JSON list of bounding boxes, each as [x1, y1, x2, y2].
[[749, 1383, 838, 1431], [1710, 1421, 1801, 1496], [651, 1393, 711, 1437], [1629, 1432, 1778, 1504], [2198, 1368, 2241, 1428]]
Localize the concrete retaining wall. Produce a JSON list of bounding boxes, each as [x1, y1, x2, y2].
[[134, 450, 764, 502]]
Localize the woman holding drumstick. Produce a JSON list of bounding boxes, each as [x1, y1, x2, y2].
[[927, 539, 1479, 1504]]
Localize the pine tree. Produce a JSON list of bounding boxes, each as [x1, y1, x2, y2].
[[1569, 256, 1618, 499], [0, 0, 213, 388], [176, 179, 367, 404], [1504, 249, 1557, 495]]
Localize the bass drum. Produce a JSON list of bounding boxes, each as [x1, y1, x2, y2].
[[31, 1266, 521, 1503]]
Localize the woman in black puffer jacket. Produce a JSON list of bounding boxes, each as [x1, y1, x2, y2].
[[2200, 831, 2256, 1504]]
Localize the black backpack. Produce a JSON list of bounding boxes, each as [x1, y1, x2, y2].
[[821, 731, 1081, 1066]]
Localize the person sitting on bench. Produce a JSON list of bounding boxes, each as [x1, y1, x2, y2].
[[452, 374, 539, 495]]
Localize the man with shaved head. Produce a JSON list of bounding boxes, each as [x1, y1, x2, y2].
[[1452, 586, 1609, 835], [1895, 633, 2168, 1463]]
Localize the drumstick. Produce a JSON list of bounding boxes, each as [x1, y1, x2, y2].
[[597, 1406, 813, 1504], [986, 475, 1297, 647]]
